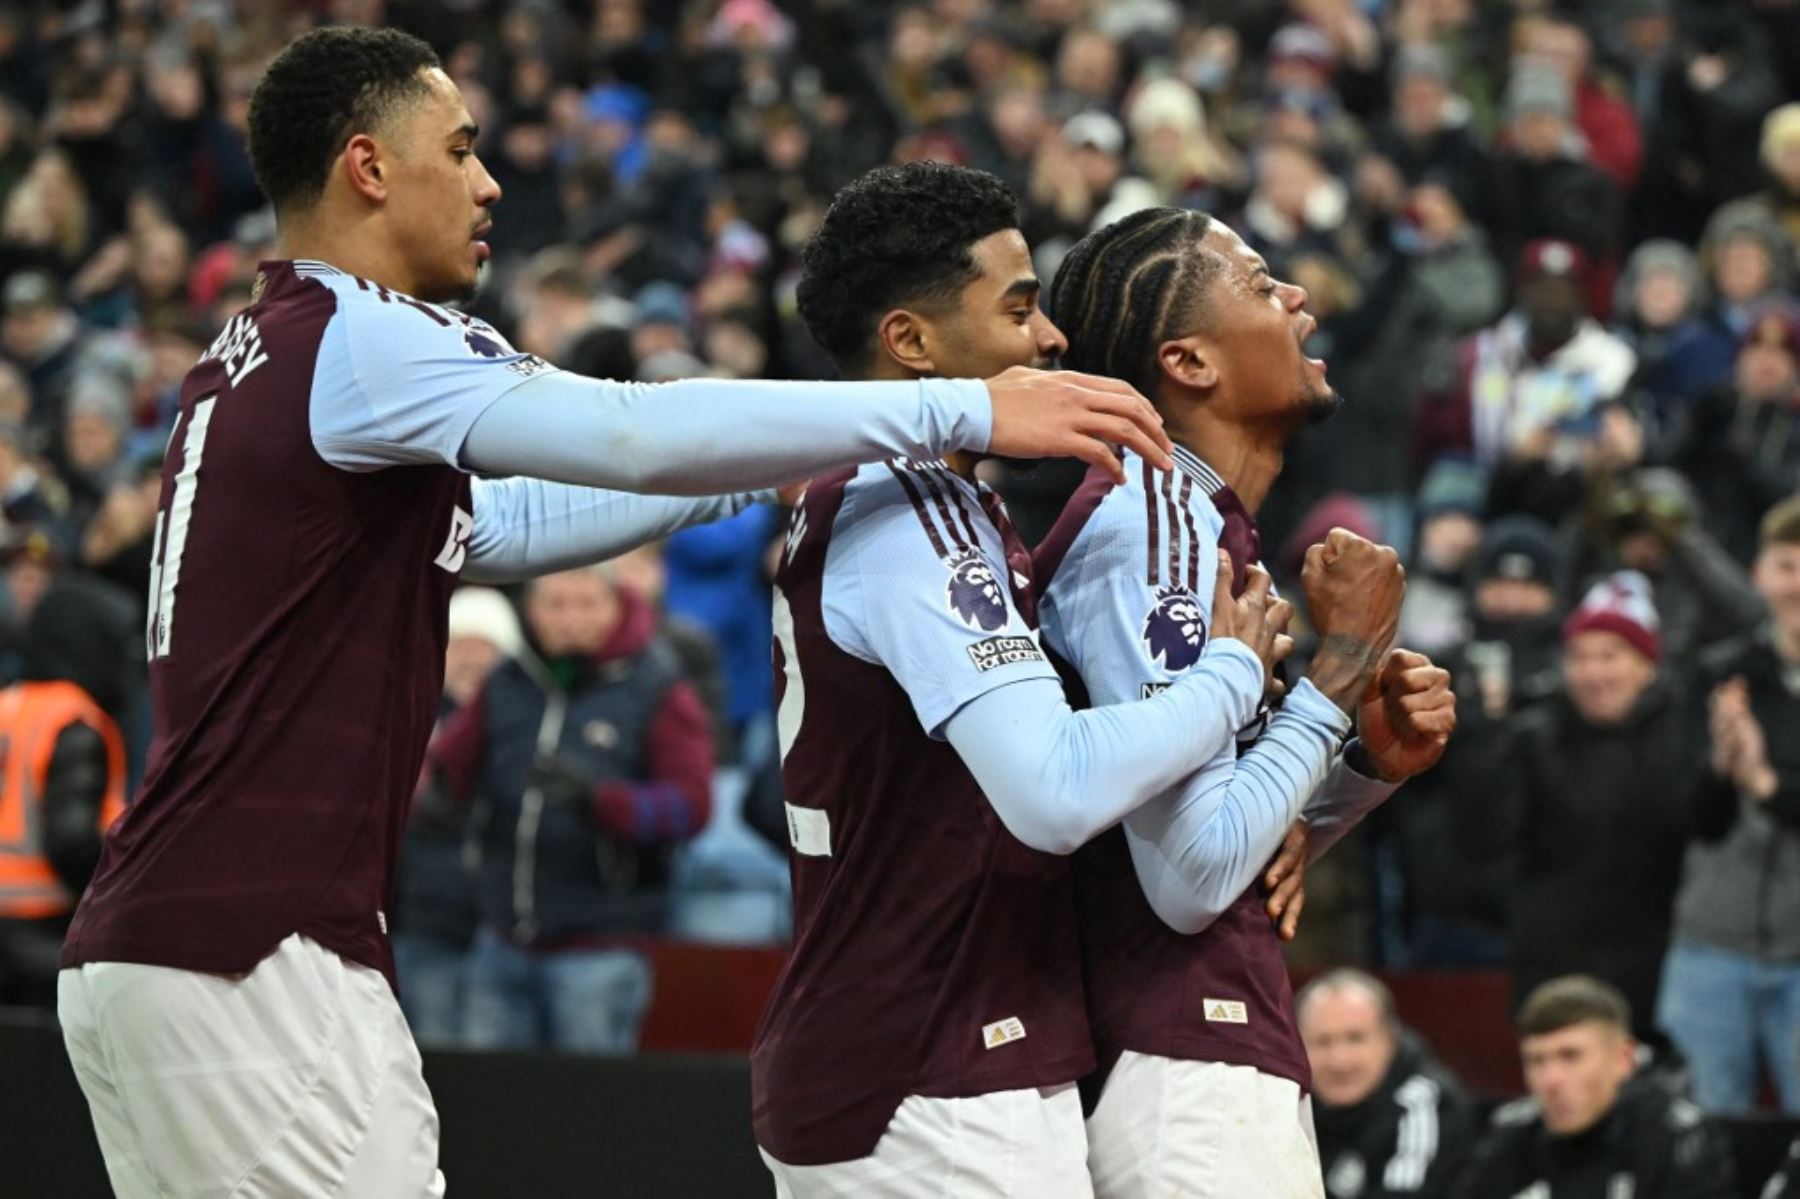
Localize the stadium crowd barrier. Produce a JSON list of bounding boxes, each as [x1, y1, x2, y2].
[[6, 950, 1794, 1195]]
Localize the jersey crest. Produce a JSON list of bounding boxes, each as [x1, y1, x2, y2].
[[947, 550, 1007, 631], [1142, 585, 1206, 671], [464, 326, 507, 358]]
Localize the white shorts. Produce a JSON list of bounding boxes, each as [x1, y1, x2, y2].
[[760, 1083, 1092, 1198], [1086, 1052, 1324, 1199], [58, 934, 445, 1198]]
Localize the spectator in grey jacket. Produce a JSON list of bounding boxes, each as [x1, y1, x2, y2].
[[1658, 495, 1800, 1114]]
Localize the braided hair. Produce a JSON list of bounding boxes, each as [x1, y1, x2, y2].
[[248, 27, 442, 213], [1049, 207, 1221, 398]]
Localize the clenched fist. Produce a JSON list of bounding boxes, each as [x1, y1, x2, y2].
[[1301, 528, 1405, 712]]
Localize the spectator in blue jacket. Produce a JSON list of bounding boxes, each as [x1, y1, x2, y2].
[[662, 503, 779, 757]]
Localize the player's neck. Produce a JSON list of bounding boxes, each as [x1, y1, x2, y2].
[[1168, 414, 1284, 516], [276, 209, 418, 296]]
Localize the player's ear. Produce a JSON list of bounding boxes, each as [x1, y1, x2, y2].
[[341, 132, 389, 204], [1157, 334, 1217, 394], [876, 309, 937, 376]]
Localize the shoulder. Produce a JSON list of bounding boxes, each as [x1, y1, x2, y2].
[[315, 270, 542, 370], [1039, 451, 1223, 587], [832, 459, 982, 559]]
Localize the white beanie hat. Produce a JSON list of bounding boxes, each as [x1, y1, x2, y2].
[[448, 587, 523, 658]]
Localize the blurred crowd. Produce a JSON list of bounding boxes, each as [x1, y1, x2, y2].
[[1, 0, 1798, 1162]]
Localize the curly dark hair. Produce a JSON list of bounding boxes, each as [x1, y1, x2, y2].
[[248, 27, 442, 213], [1050, 207, 1221, 398], [797, 162, 1020, 371]]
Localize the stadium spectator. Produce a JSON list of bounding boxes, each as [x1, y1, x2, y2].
[[396, 587, 523, 1049], [1395, 459, 1486, 661], [1300, 969, 1483, 1198], [1451, 572, 1705, 1035], [662, 504, 779, 760], [0, 414, 64, 532], [1671, 306, 1800, 565], [1487, 64, 1621, 294], [1568, 468, 1766, 670], [1613, 239, 1736, 422], [1700, 202, 1794, 341], [1367, 44, 1489, 214], [1378, 516, 1563, 968], [1658, 497, 1800, 1115], [0, 269, 82, 450], [0, 641, 126, 1008], [1518, 14, 1642, 192], [432, 564, 713, 1054], [1454, 975, 1736, 1199], [1744, 103, 1800, 253], [1414, 240, 1634, 505]]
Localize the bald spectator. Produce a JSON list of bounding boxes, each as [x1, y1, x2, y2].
[[1301, 970, 1482, 1198]]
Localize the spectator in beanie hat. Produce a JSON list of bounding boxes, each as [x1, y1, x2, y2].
[[1450, 570, 1708, 1034]]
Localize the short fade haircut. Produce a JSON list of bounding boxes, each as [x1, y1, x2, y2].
[[1516, 975, 1631, 1038], [1760, 494, 1800, 550], [797, 162, 1020, 371], [1050, 206, 1222, 398], [248, 26, 442, 213], [1296, 968, 1398, 1030]]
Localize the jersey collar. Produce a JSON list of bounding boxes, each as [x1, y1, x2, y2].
[[1170, 444, 1227, 497]]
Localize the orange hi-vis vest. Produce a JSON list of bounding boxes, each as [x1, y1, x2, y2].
[[0, 681, 126, 920]]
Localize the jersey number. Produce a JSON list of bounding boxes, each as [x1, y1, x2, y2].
[[145, 397, 217, 662]]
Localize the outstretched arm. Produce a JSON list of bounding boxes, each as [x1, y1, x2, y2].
[[464, 476, 770, 583]]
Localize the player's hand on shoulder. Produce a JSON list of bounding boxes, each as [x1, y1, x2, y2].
[[983, 366, 1174, 485], [1210, 550, 1293, 693]]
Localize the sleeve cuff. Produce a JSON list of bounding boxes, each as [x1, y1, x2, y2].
[[923, 377, 994, 454], [1282, 677, 1355, 741], [1199, 638, 1268, 726]]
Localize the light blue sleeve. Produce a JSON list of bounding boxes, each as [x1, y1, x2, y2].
[[940, 656, 1267, 857], [307, 276, 994, 487], [819, 463, 1268, 855], [821, 466, 1057, 737], [464, 478, 772, 584], [308, 282, 555, 471], [1300, 751, 1398, 862], [1037, 473, 1350, 934], [460, 372, 991, 496], [1121, 682, 1350, 933]]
